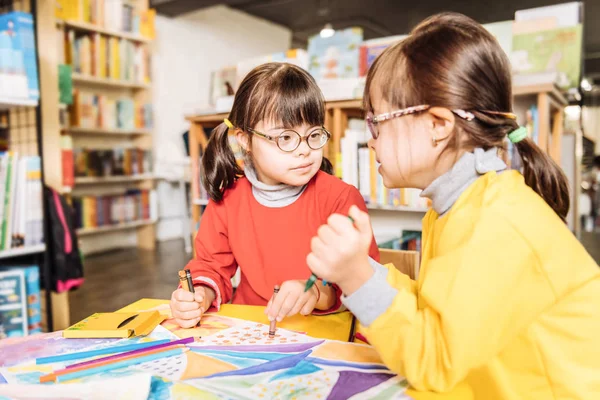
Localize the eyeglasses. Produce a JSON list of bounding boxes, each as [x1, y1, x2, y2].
[[366, 104, 517, 139], [247, 127, 331, 152]]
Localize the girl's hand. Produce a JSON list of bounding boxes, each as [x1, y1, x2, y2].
[[307, 205, 374, 295], [265, 280, 319, 322], [170, 286, 215, 328]]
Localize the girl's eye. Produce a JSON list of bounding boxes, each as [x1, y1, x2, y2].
[[310, 132, 321, 140], [279, 133, 293, 142]]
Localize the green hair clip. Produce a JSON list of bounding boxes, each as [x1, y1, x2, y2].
[[508, 126, 528, 144]]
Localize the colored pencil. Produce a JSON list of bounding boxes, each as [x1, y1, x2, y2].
[[55, 348, 189, 383], [40, 345, 186, 383], [36, 339, 171, 365], [269, 285, 280, 338], [65, 336, 195, 369]]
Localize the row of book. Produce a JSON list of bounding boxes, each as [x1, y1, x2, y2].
[[69, 90, 153, 131], [0, 12, 39, 102], [339, 120, 430, 210], [62, 144, 152, 185], [379, 231, 423, 252], [0, 266, 42, 338], [0, 154, 44, 251], [55, 0, 156, 38], [72, 189, 155, 230], [63, 31, 151, 83]]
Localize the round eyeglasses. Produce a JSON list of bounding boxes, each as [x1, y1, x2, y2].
[[247, 127, 331, 153]]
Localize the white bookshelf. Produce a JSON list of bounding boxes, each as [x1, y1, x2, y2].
[[0, 244, 46, 260], [193, 198, 209, 206], [0, 98, 38, 110], [77, 219, 156, 236]]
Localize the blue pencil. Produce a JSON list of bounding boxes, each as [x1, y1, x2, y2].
[[55, 347, 188, 383], [36, 339, 171, 365]]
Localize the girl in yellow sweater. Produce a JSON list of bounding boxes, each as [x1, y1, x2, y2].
[[307, 12, 600, 399]]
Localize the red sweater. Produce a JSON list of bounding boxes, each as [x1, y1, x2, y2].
[[186, 171, 380, 312]]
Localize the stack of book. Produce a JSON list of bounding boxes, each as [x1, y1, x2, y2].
[[71, 147, 152, 179], [0, 154, 44, 251], [72, 189, 152, 230], [69, 90, 153, 130]]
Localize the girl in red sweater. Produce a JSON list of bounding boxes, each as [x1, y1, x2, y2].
[[170, 63, 380, 328]]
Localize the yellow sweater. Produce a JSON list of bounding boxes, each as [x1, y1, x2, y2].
[[364, 171, 600, 399]]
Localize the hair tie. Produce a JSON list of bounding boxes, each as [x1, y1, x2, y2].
[[508, 126, 527, 144], [224, 118, 234, 129]]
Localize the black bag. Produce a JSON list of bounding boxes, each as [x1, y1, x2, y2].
[[44, 186, 84, 292]]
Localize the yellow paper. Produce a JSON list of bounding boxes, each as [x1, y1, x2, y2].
[[62, 311, 164, 339]]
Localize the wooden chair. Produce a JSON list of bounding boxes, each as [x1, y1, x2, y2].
[[378, 248, 420, 280]]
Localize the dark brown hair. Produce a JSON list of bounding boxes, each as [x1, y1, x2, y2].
[[364, 12, 569, 220], [202, 62, 333, 202]]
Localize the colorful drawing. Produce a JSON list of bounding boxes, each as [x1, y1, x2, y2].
[[0, 315, 411, 399]]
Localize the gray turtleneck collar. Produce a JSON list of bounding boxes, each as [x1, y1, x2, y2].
[[421, 148, 507, 216], [244, 165, 307, 208]]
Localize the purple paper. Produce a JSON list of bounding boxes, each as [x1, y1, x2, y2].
[[190, 341, 323, 353], [327, 370, 395, 400], [65, 336, 195, 369]]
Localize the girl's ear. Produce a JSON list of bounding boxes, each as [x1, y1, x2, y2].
[[428, 107, 456, 146], [235, 129, 250, 152]]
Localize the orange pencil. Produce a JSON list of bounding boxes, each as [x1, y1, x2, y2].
[[269, 285, 280, 339], [39, 344, 185, 383]]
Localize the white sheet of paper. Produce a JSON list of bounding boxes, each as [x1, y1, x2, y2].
[[0, 373, 153, 400]]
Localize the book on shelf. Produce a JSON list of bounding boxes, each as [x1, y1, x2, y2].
[[358, 35, 407, 77], [63, 29, 151, 83], [0, 153, 44, 251], [0, 12, 39, 102], [0, 265, 41, 335], [0, 269, 28, 338], [68, 90, 153, 130], [340, 120, 430, 210], [72, 147, 152, 179], [61, 135, 75, 188], [72, 189, 155, 229], [55, 0, 156, 39], [378, 230, 422, 252]]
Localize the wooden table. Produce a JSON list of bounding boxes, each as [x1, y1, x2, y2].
[[119, 299, 473, 400]]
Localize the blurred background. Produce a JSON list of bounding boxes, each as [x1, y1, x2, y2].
[[0, 0, 598, 335]]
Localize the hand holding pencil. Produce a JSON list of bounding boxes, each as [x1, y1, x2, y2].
[[307, 206, 374, 296], [170, 270, 215, 328]]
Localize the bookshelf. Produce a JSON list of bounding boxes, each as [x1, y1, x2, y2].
[[77, 218, 156, 236], [0, 98, 39, 110], [64, 126, 151, 137], [71, 73, 151, 90], [367, 205, 429, 213], [0, 0, 57, 335], [0, 244, 46, 260], [56, 19, 152, 43], [47, 0, 157, 257], [185, 82, 569, 234], [74, 174, 155, 184]]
